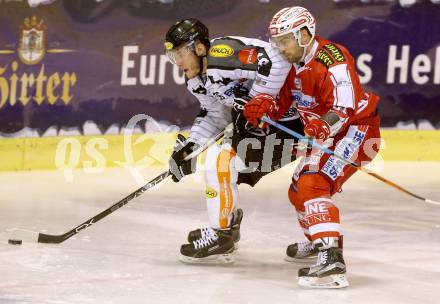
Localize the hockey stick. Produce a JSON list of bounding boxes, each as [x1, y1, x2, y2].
[[37, 126, 229, 244], [261, 116, 440, 206]]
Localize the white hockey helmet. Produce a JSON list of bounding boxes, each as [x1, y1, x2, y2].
[[269, 6, 316, 48]]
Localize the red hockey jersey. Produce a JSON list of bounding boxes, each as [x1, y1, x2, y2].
[[275, 36, 380, 134]]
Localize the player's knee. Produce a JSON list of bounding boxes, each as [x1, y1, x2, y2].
[[205, 145, 238, 185], [204, 145, 222, 184], [296, 173, 331, 207], [217, 149, 236, 175], [288, 183, 304, 212]]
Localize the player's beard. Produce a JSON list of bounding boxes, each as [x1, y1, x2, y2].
[[293, 47, 307, 64], [285, 53, 302, 65], [281, 47, 304, 65]]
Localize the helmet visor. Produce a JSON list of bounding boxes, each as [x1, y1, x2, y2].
[[166, 42, 194, 65], [269, 32, 296, 49]]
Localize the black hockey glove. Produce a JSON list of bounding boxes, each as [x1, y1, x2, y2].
[[232, 86, 252, 134], [169, 134, 198, 182]]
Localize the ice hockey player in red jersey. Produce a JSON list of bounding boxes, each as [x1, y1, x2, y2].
[[244, 7, 381, 288], [164, 19, 303, 264]]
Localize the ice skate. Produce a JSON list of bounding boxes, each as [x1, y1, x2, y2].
[[297, 246, 349, 289], [284, 240, 321, 262], [187, 208, 243, 248], [180, 229, 235, 264]]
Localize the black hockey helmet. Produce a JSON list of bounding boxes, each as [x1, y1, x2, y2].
[[164, 18, 210, 52]]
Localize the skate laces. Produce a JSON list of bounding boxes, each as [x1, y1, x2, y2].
[[298, 241, 315, 254], [199, 227, 212, 239], [316, 250, 328, 266], [193, 228, 218, 249]]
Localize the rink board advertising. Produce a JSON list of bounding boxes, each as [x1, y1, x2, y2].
[[0, 0, 439, 136]]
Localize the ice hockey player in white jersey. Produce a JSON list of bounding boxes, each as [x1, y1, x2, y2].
[[164, 18, 303, 263]]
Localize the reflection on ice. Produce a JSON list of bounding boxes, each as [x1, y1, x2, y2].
[[0, 162, 439, 303]]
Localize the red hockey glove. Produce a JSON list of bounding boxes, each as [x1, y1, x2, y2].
[[243, 93, 278, 127], [304, 119, 331, 141]]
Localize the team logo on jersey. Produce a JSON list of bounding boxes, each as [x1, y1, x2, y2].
[[18, 16, 47, 65], [323, 43, 345, 62], [209, 44, 234, 58], [315, 49, 333, 67], [292, 90, 318, 109], [238, 48, 258, 65], [294, 77, 302, 90], [206, 186, 218, 198]]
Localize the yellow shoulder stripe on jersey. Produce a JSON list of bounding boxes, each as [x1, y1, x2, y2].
[[323, 43, 345, 62], [315, 49, 334, 67], [209, 44, 234, 58]]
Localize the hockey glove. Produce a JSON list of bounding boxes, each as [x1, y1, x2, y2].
[[304, 119, 331, 141], [169, 134, 198, 182], [243, 93, 278, 127]]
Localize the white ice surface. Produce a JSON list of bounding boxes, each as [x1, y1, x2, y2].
[[0, 162, 439, 304]]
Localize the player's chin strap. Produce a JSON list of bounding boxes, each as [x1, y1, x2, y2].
[[196, 42, 209, 78], [297, 31, 314, 63], [261, 116, 440, 206]]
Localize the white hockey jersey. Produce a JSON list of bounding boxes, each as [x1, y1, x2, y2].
[[186, 36, 292, 144]]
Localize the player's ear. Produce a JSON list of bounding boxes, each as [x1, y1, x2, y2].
[[300, 28, 312, 46], [195, 41, 207, 56]]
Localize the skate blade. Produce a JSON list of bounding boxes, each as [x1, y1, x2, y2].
[[284, 254, 317, 263], [179, 252, 235, 265], [298, 274, 349, 289]]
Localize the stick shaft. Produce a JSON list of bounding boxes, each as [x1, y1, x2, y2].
[[262, 117, 440, 206], [37, 171, 170, 243], [38, 127, 228, 244]]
